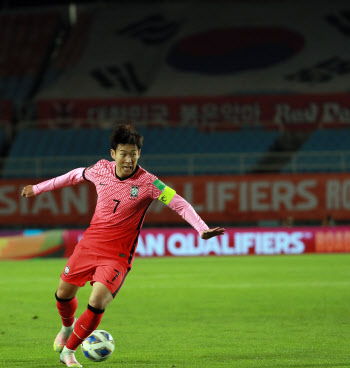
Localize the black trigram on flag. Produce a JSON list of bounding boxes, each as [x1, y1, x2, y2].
[[117, 13, 183, 44], [326, 9, 350, 36], [285, 56, 350, 84], [90, 63, 146, 93]]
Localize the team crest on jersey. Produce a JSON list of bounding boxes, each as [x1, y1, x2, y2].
[[64, 265, 70, 275], [130, 186, 139, 199]]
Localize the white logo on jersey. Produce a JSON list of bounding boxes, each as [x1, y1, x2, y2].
[[130, 186, 139, 199], [64, 266, 70, 275]]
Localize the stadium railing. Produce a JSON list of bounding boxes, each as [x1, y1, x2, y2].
[[1, 150, 350, 178]]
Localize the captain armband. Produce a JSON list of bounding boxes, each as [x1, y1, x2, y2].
[[153, 179, 176, 205]]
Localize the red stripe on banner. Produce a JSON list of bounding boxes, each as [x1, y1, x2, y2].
[[1, 172, 350, 225], [37, 93, 350, 130]]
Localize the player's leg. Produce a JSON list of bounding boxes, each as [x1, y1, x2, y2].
[[88, 281, 114, 309], [63, 261, 129, 352], [60, 282, 111, 367], [54, 279, 80, 353], [60, 261, 129, 367], [55, 248, 93, 366], [63, 282, 111, 352], [57, 278, 80, 299]]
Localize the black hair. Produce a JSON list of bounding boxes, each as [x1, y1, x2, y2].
[[110, 124, 143, 150]]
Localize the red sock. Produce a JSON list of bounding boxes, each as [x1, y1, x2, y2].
[[56, 292, 78, 327], [66, 305, 104, 351]]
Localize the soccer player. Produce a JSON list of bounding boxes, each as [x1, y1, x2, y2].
[[21, 124, 225, 368]]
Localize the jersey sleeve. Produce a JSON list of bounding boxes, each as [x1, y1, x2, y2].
[[151, 177, 209, 235], [33, 167, 85, 195], [82, 160, 107, 184], [168, 194, 209, 235]]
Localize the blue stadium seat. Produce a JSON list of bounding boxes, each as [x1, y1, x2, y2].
[[0, 126, 6, 154], [283, 128, 350, 173], [2, 127, 279, 177]]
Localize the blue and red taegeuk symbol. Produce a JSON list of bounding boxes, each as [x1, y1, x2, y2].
[[166, 27, 305, 75]]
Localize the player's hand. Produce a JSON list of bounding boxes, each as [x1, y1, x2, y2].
[[21, 185, 35, 198], [201, 227, 225, 239]]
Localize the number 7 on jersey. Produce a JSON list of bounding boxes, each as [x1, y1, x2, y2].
[[113, 199, 121, 213]]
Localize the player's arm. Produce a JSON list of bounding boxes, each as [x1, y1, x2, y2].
[[21, 167, 85, 197], [153, 179, 225, 239], [168, 194, 225, 239]]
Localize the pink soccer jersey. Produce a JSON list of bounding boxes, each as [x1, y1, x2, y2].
[[33, 159, 209, 266], [80, 160, 162, 264], [83, 160, 160, 233]]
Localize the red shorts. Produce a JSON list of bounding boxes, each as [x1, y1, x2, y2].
[[60, 245, 130, 298]]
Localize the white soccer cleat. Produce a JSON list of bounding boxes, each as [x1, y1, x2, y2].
[[54, 319, 77, 352], [59, 349, 82, 367], [54, 331, 70, 353]]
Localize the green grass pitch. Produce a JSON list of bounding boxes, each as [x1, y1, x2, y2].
[[0, 254, 349, 367]]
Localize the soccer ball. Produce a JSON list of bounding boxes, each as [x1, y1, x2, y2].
[[81, 329, 115, 362]]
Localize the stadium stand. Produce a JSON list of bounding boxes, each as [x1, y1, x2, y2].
[[0, 127, 6, 153], [0, 1, 349, 179], [0, 12, 61, 103], [2, 126, 279, 177], [282, 128, 350, 173]]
